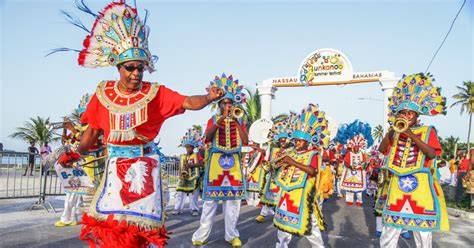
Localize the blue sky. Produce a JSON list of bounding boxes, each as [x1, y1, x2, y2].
[[1, 0, 472, 155]]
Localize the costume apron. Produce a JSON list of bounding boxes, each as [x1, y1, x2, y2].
[[340, 152, 367, 193], [260, 147, 283, 206], [176, 153, 201, 193], [202, 116, 246, 200], [382, 126, 449, 231], [273, 150, 325, 235]]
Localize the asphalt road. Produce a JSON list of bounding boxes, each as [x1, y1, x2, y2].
[[0, 193, 473, 248]]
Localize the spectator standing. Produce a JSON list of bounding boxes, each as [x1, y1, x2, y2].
[[455, 152, 470, 205], [24, 142, 38, 176], [40, 142, 52, 175]]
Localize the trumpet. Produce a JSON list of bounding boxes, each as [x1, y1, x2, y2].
[[46, 117, 72, 130], [393, 117, 409, 133], [230, 106, 244, 119], [179, 158, 190, 180], [270, 155, 288, 169]]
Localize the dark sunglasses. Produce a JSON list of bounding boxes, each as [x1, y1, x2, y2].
[[222, 101, 233, 105], [122, 64, 145, 72]]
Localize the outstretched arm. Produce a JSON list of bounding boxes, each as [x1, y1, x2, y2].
[[182, 87, 224, 110]]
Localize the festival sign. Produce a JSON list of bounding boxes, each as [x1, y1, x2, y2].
[[298, 48, 354, 86]]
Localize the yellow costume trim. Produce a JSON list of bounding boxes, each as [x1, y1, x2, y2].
[[274, 150, 325, 235], [176, 153, 201, 193]]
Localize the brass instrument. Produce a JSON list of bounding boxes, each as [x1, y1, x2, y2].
[[270, 155, 288, 169], [393, 117, 409, 133], [46, 118, 72, 130], [179, 156, 190, 180], [230, 106, 244, 119], [377, 170, 385, 186]]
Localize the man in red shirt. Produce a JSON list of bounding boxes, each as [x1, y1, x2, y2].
[[56, 2, 224, 247]]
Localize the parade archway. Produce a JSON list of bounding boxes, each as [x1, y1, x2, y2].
[[257, 48, 399, 131]]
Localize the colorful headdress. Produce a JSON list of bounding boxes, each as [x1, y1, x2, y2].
[[292, 104, 330, 147], [269, 120, 293, 143], [206, 73, 246, 103], [48, 1, 156, 72], [180, 128, 204, 148], [388, 73, 446, 123], [78, 93, 91, 114], [334, 120, 374, 149]]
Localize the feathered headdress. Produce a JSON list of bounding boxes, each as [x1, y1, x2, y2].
[[334, 120, 374, 149], [48, 1, 157, 72], [180, 128, 204, 148], [78, 93, 91, 114], [292, 104, 330, 147], [269, 119, 293, 143], [388, 72, 446, 124], [206, 73, 246, 103]]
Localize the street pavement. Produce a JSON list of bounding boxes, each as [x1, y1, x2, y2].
[[0, 192, 473, 248]]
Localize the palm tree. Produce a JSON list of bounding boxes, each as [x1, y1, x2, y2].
[[271, 111, 297, 123], [440, 135, 460, 159], [10, 116, 60, 146], [372, 125, 384, 143], [451, 81, 474, 154], [243, 88, 261, 127], [69, 108, 82, 123]]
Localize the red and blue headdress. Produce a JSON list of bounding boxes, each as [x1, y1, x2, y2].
[[334, 120, 374, 149], [180, 128, 204, 148], [388, 73, 446, 124], [268, 119, 293, 143], [292, 104, 330, 147], [48, 0, 157, 72], [206, 73, 246, 103]]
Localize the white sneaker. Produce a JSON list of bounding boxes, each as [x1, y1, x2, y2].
[[172, 210, 182, 215]]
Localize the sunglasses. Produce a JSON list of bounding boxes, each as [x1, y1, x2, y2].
[[122, 64, 145, 72], [222, 101, 233, 105]]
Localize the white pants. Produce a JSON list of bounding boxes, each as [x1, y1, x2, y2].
[[174, 190, 200, 212], [260, 204, 275, 216], [60, 193, 82, 223], [192, 200, 241, 242], [380, 225, 432, 248], [376, 216, 383, 232], [336, 179, 343, 196], [276, 215, 324, 248], [246, 192, 260, 206], [346, 192, 362, 203]]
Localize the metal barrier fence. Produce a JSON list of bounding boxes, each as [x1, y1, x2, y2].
[[0, 151, 180, 200], [163, 160, 180, 188], [0, 152, 64, 199]]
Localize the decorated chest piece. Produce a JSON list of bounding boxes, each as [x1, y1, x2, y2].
[[96, 81, 160, 142]]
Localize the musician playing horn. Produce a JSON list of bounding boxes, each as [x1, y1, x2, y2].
[[255, 118, 293, 223], [378, 73, 448, 248], [273, 104, 328, 248], [192, 74, 248, 247], [173, 128, 204, 216]]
